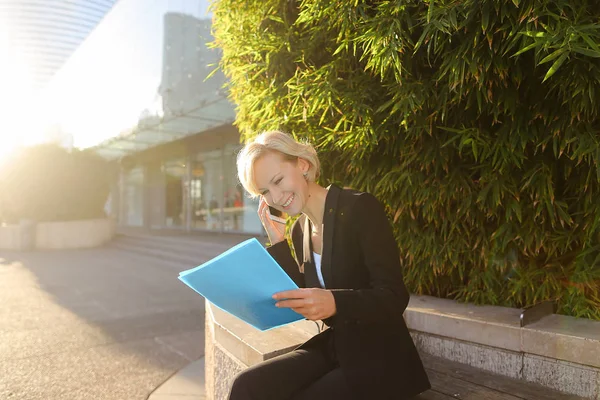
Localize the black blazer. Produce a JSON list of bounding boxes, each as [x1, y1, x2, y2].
[[267, 185, 431, 399]]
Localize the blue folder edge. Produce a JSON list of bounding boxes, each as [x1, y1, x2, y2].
[[177, 238, 305, 331], [201, 298, 304, 332]]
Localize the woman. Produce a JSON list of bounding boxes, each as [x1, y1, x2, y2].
[[229, 131, 431, 400]]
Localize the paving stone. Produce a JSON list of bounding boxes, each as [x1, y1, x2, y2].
[[0, 235, 227, 400]]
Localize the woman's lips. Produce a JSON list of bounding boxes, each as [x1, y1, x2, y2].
[[282, 193, 294, 209]]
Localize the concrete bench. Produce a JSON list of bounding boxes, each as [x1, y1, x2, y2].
[[205, 295, 600, 399]]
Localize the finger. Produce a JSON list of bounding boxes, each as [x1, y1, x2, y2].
[[273, 289, 308, 300], [276, 299, 307, 308], [258, 201, 269, 223], [259, 197, 268, 211], [291, 307, 310, 317], [260, 206, 268, 221], [289, 305, 310, 314], [258, 197, 269, 213], [292, 308, 319, 320], [262, 205, 274, 224]]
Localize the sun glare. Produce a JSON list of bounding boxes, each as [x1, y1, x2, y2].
[[0, 35, 48, 163]]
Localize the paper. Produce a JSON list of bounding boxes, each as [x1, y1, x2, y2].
[[178, 238, 304, 331]]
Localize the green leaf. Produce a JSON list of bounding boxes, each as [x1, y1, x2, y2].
[[543, 52, 569, 82], [211, 0, 600, 321], [482, 3, 490, 33], [477, 182, 493, 204], [579, 33, 600, 52], [539, 48, 566, 64], [572, 47, 600, 58], [577, 24, 600, 31], [519, 31, 546, 38], [511, 201, 523, 223], [555, 202, 573, 226], [511, 41, 540, 57], [427, 0, 434, 24]]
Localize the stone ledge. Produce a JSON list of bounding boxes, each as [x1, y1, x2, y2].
[[207, 293, 600, 398], [405, 295, 600, 369], [411, 330, 600, 399], [404, 295, 523, 352], [207, 303, 318, 367], [36, 218, 116, 249], [522, 314, 600, 369], [209, 295, 600, 370], [0, 218, 116, 250], [0, 225, 20, 249]]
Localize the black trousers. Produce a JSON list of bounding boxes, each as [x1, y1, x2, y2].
[[228, 331, 356, 400]]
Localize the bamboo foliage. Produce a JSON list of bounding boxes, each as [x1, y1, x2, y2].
[[211, 0, 600, 319]]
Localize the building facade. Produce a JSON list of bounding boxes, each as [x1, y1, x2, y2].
[[45, 0, 263, 235], [0, 0, 118, 90], [117, 126, 263, 235]]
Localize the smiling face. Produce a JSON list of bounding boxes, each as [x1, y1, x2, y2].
[[253, 150, 311, 216]]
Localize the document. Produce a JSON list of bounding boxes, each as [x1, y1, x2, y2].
[[178, 238, 304, 331]]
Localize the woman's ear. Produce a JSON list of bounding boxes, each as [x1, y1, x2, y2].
[[297, 157, 310, 175]]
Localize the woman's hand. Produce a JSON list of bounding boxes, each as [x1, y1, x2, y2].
[[273, 288, 337, 320], [258, 198, 286, 245]]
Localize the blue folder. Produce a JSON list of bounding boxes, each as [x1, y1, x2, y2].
[[178, 238, 304, 331]]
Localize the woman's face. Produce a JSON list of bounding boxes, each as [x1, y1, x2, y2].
[[253, 151, 310, 216]]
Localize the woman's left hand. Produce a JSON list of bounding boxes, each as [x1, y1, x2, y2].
[[273, 288, 337, 320]]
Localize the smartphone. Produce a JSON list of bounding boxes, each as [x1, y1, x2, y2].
[[268, 206, 287, 224]]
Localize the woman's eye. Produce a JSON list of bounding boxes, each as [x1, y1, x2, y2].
[[275, 178, 282, 185]]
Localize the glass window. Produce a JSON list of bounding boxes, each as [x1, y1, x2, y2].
[[223, 145, 262, 234], [190, 146, 262, 234], [162, 158, 187, 228], [190, 149, 222, 231], [122, 167, 144, 226]]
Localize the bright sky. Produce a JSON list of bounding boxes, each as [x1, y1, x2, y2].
[[0, 0, 212, 160], [0, 17, 48, 160]]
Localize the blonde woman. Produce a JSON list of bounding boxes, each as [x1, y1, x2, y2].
[[229, 131, 430, 400]]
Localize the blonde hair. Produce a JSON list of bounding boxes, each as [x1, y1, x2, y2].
[[237, 130, 320, 197]]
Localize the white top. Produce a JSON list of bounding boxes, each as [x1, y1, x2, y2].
[[313, 252, 325, 288]]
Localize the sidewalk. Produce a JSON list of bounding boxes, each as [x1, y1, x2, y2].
[[0, 233, 232, 400], [148, 357, 206, 400]]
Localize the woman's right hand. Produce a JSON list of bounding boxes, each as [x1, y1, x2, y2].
[[258, 198, 286, 245]]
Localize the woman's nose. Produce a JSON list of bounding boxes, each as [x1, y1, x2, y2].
[[270, 187, 284, 205]]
